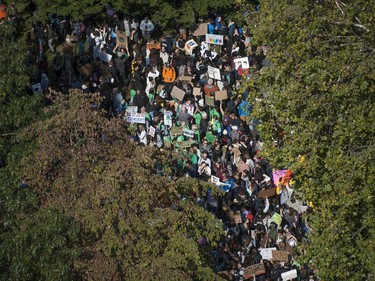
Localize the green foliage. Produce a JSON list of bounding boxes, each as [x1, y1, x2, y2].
[[243, 0, 375, 280], [6, 91, 223, 280]]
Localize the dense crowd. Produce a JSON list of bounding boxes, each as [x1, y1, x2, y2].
[[18, 5, 318, 281]]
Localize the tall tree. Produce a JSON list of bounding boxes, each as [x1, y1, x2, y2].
[[244, 0, 375, 280]]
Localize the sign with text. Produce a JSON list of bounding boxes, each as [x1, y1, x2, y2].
[[193, 87, 201, 96], [272, 250, 290, 262], [234, 57, 250, 69], [178, 140, 193, 149], [205, 95, 215, 107], [126, 112, 145, 124], [206, 34, 224, 45], [148, 126, 156, 137], [281, 269, 298, 281], [273, 170, 287, 185], [207, 66, 221, 80], [244, 263, 266, 279], [147, 42, 161, 50], [170, 126, 184, 136], [260, 248, 276, 260], [211, 175, 220, 185], [183, 129, 194, 138]]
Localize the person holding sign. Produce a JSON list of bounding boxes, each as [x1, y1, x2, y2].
[[204, 78, 219, 96]]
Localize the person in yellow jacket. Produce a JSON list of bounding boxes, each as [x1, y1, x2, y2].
[[162, 62, 176, 97]]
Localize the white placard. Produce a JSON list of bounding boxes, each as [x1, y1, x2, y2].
[[234, 57, 250, 69], [260, 248, 277, 260], [211, 175, 220, 185], [205, 34, 224, 45], [164, 114, 172, 127], [281, 269, 298, 281], [148, 126, 156, 137], [207, 66, 221, 80], [183, 129, 194, 138], [126, 112, 145, 124], [126, 106, 138, 114]]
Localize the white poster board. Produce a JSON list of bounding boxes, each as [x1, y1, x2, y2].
[[183, 129, 194, 138], [260, 248, 277, 260], [234, 57, 250, 69], [148, 126, 156, 137], [205, 34, 224, 45], [126, 112, 145, 124], [207, 66, 221, 80], [281, 269, 298, 281], [126, 106, 138, 114]]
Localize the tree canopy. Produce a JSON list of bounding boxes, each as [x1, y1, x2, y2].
[[244, 0, 375, 280]]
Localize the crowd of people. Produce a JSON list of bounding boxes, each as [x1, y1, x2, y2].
[[18, 5, 319, 281]]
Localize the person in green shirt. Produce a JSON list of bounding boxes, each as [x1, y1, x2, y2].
[[129, 86, 137, 104], [205, 127, 216, 144], [188, 146, 198, 165], [209, 107, 221, 120], [193, 111, 202, 127]]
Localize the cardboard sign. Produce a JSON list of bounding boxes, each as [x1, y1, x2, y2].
[[205, 95, 215, 107], [273, 170, 287, 185], [206, 34, 224, 45], [116, 30, 128, 49], [207, 65, 221, 80], [260, 248, 276, 260], [147, 42, 161, 50], [272, 250, 290, 262], [178, 140, 193, 149], [126, 112, 145, 124], [233, 211, 242, 224], [193, 87, 201, 96], [257, 187, 276, 198], [183, 129, 194, 138], [178, 75, 192, 82], [193, 23, 208, 36], [148, 126, 156, 137], [171, 86, 185, 101], [126, 106, 138, 114], [234, 57, 250, 69], [281, 269, 298, 281], [244, 263, 266, 279], [170, 126, 184, 136], [215, 90, 228, 101], [78, 64, 93, 75]]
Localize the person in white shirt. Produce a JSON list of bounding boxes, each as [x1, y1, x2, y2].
[[140, 16, 154, 43]]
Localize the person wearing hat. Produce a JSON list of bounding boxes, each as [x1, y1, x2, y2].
[[204, 78, 219, 96]]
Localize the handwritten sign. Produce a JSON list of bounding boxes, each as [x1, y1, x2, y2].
[[272, 250, 290, 262], [193, 87, 201, 96], [281, 269, 298, 281], [126, 106, 138, 114], [205, 95, 215, 107], [170, 126, 184, 136], [147, 42, 161, 50], [206, 34, 224, 45], [148, 126, 156, 137], [183, 129, 194, 138], [211, 175, 220, 185], [260, 248, 276, 260], [244, 263, 266, 279], [177, 140, 193, 149], [207, 66, 221, 80]]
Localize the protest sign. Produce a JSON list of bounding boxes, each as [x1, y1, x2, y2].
[[94, 47, 112, 63], [193, 23, 208, 36], [205, 95, 215, 107], [215, 90, 228, 101], [126, 112, 145, 124], [164, 114, 172, 127], [211, 175, 220, 185], [273, 170, 287, 185], [260, 248, 276, 260], [272, 213, 282, 225], [183, 129, 194, 138], [185, 39, 198, 55], [234, 57, 250, 69], [178, 140, 193, 149], [178, 75, 192, 82], [244, 263, 266, 279], [171, 86, 185, 101], [207, 65, 221, 80], [257, 187, 276, 198], [126, 106, 138, 114], [206, 34, 224, 45], [78, 64, 93, 75], [281, 269, 298, 281], [272, 250, 290, 262], [233, 211, 242, 224], [193, 87, 201, 96], [116, 30, 128, 49], [147, 42, 161, 50], [148, 126, 156, 137], [170, 126, 184, 136]]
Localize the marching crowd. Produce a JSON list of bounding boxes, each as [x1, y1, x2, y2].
[[20, 5, 318, 281]]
